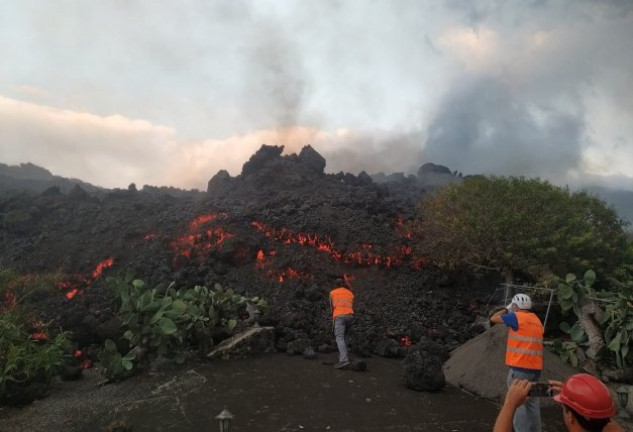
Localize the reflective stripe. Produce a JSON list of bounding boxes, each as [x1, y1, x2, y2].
[[508, 333, 543, 343], [507, 346, 543, 356]]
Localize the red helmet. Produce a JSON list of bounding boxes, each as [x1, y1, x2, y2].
[[553, 373, 616, 419]]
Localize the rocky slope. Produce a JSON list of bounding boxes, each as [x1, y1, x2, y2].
[[0, 145, 487, 359]]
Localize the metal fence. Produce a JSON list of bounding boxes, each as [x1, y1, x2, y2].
[[485, 283, 556, 331]]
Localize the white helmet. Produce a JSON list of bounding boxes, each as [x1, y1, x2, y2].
[[511, 293, 532, 310]]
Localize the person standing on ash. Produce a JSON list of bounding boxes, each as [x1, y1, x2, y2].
[[329, 278, 354, 369]]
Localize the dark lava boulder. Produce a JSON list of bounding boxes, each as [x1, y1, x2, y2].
[[402, 339, 450, 392], [297, 145, 326, 174]]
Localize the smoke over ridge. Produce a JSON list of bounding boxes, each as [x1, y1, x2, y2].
[[0, 1, 631, 190]]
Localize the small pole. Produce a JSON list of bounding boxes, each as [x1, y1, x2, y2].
[[543, 288, 554, 331]]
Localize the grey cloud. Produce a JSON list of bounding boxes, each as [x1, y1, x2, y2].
[[1, 1, 632, 191], [422, 77, 583, 182], [424, 34, 443, 57], [320, 129, 426, 176], [240, 23, 308, 131]]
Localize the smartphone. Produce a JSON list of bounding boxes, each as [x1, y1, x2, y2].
[[528, 382, 552, 397]]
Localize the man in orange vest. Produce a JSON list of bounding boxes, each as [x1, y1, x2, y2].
[[329, 278, 354, 369], [494, 374, 624, 432], [490, 293, 544, 432]]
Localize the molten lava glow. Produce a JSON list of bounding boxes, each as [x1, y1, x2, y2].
[[172, 214, 426, 282], [395, 214, 413, 239], [400, 335, 412, 347], [56, 258, 115, 299], [73, 349, 93, 369], [256, 249, 266, 269], [256, 250, 311, 282], [92, 257, 114, 278], [172, 228, 234, 257], [32, 332, 48, 341], [189, 212, 227, 229], [56, 278, 88, 299], [270, 267, 311, 283], [171, 213, 234, 260], [251, 220, 425, 269]]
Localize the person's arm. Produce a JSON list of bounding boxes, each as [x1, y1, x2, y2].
[[490, 308, 507, 324], [603, 420, 625, 432], [493, 379, 532, 432], [490, 302, 513, 324]]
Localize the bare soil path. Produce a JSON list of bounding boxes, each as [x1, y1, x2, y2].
[[0, 352, 565, 432]]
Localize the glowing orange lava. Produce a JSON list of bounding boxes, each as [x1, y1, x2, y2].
[[56, 257, 116, 299], [171, 213, 234, 260], [251, 220, 424, 269], [32, 332, 48, 341], [92, 257, 114, 278]]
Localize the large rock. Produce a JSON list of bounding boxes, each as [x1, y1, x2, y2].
[[241, 144, 284, 177], [443, 324, 579, 402], [297, 145, 326, 174], [373, 337, 406, 358], [206, 169, 232, 194], [402, 339, 449, 392], [416, 162, 460, 189], [416, 163, 452, 176]]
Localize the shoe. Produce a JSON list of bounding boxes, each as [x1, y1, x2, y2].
[[334, 360, 350, 369]]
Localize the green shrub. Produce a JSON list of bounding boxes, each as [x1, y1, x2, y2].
[[0, 308, 71, 405], [99, 273, 268, 381], [556, 269, 633, 371], [97, 339, 136, 382]]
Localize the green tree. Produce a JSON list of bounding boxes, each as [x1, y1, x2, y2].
[[556, 269, 633, 378], [409, 176, 631, 284]]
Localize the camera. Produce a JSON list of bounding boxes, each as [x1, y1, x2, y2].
[[528, 382, 553, 397]]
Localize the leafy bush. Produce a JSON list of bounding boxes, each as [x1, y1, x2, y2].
[[555, 269, 633, 371], [97, 339, 136, 382], [99, 273, 268, 381], [0, 308, 71, 405], [410, 176, 631, 285]]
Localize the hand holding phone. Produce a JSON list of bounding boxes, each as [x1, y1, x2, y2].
[[528, 382, 552, 397]]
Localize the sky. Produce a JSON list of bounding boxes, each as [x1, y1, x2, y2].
[[1, 0, 632, 191]]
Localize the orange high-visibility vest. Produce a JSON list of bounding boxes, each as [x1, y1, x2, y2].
[[506, 311, 544, 370], [330, 287, 354, 318]]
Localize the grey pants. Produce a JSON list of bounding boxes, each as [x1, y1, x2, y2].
[[334, 314, 354, 362], [507, 368, 541, 432]]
